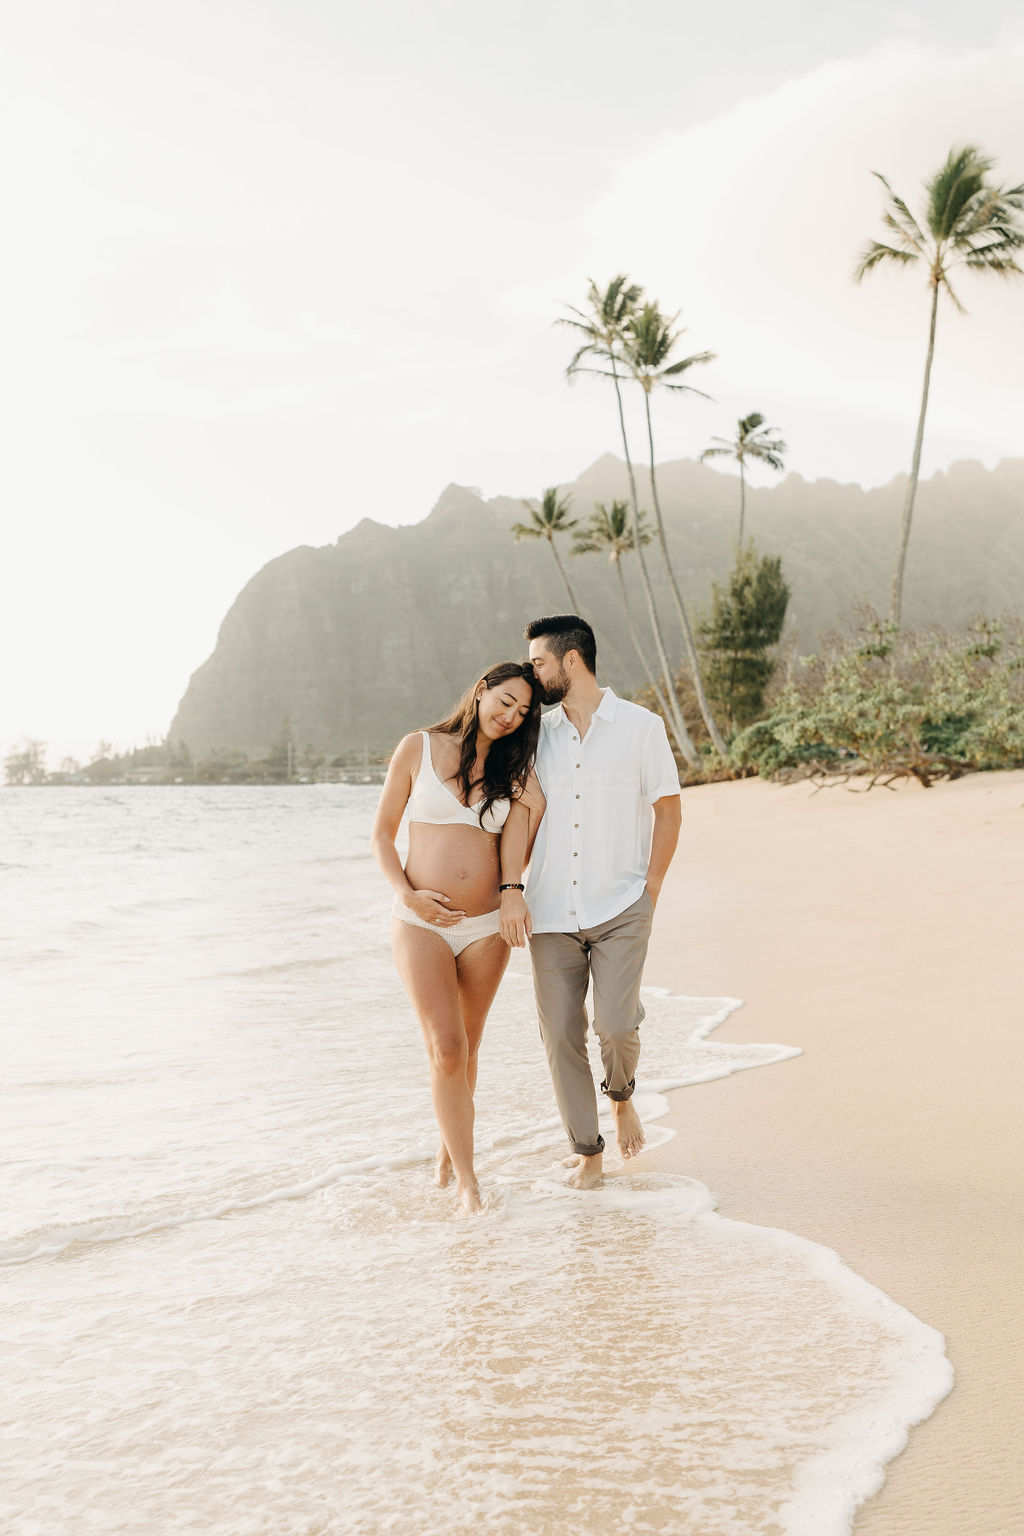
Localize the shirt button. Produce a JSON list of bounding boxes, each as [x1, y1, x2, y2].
[[575, 794, 580, 800], [574, 822, 579, 828], [572, 880, 577, 886], [575, 762, 581, 768], [573, 851, 578, 857]]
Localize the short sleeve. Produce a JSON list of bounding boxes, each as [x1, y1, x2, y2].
[[641, 714, 682, 804]]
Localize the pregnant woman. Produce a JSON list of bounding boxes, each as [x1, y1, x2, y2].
[[371, 661, 545, 1215]]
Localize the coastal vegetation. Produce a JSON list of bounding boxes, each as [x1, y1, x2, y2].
[[511, 488, 581, 611], [699, 545, 791, 736], [700, 414, 787, 545], [560, 277, 701, 766], [732, 616, 1024, 787], [555, 272, 776, 765], [856, 144, 1024, 625], [569, 500, 675, 721]]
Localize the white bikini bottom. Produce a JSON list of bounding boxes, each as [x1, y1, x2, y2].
[[392, 898, 503, 957]]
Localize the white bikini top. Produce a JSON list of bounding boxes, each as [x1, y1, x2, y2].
[[407, 732, 511, 835]]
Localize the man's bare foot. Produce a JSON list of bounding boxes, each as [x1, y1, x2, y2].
[[611, 1098, 646, 1158], [457, 1179, 483, 1217], [434, 1146, 453, 1189], [567, 1152, 603, 1190]]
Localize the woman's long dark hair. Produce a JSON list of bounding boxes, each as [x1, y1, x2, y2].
[[424, 661, 541, 824]]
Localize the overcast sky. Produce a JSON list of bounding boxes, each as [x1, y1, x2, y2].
[[2, 0, 1023, 762]]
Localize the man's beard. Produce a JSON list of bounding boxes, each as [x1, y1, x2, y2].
[[537, 667, 570, 705]]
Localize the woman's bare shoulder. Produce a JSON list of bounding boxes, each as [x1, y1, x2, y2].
[[393, 731, 423, 758], [387, 733, 425, 775]]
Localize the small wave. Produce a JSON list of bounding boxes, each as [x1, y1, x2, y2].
[[212, 954, 349, 980], [0, 1147, 435, 1267]]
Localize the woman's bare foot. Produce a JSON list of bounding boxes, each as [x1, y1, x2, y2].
[[611, 1099, 646, 1159], [457, 1179, 483, 1217], [567, 1152, 603, 1190], [434, 1145, 453, 1189]]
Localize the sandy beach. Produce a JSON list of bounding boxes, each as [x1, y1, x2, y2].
[[642, 768, 1024, 1534]]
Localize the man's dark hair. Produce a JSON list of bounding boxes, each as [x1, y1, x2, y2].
[[524, 614, 597, 675]]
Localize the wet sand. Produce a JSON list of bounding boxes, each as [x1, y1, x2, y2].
[[641, 769, 1024, 1535]]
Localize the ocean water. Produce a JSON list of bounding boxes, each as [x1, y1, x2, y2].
[[1, 787, 952, 1535]]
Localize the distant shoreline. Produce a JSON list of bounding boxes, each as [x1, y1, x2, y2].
[[2, 772, 389, 789]]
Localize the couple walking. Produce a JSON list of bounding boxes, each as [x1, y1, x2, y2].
[[371, 614, 682, 1215]]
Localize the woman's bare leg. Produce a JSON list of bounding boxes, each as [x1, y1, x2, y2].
[[433, 933, 511, 1187], [391, 921, 483, 1214]]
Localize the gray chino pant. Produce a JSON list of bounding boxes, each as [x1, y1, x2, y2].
[[529, 888, 655, 1156]]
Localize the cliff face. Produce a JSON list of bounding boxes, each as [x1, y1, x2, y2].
[[168, 456, 1024, 757]]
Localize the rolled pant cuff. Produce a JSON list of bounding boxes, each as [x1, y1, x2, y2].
[[571, 1134, 605, 1157], [601, 1077, 636, 1103]]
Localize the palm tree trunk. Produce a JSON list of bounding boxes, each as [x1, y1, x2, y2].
[[614, 559, 675, 722], [891, 277, 940, 627], [549, 536, 580, 611], [609, 361, 699, 766], [738, 462, 746, 546], [643, 392, 730, 757]]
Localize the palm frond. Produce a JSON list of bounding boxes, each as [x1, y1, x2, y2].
[[963, 251, 1024, 276], [871, 173, 927, 246], [565, 363, 623, 382], [569, 535, 601, 556], [660, 349, 716, 376], [745, 445, 786, 471], [660, 382, 714, 399], [701, 413, 785, 476], [510, 520, 544, 543], [880, 208, 926, 255], [927, 144, 993, 241], [938, 271, 967, 314], [855, 241, 919, 281]]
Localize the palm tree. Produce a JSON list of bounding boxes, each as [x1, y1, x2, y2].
[[855, 143, 1024, 626], [511, 487, 581, 610], [559, 277, 699, 766], [621, 301, 728, 757], [700, 413, 787, 544], [570, 500, 676, 718]]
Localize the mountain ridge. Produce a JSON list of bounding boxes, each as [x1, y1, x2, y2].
[[168, 455, 1024, 758]]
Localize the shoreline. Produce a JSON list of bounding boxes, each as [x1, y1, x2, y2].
[[638, 768, 1024, 1534]]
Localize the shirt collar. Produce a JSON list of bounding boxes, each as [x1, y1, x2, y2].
[[547, 687, 618, 729]]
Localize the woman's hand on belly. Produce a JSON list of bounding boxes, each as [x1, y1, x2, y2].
[[402, 888, 467, 926]]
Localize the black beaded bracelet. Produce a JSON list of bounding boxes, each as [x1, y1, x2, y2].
[[499, 882, 526, 892]]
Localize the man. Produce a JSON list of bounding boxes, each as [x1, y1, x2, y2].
[[524, 614, 682, 1189]]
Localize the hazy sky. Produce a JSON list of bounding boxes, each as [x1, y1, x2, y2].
[[2, 0, 1023, 762]]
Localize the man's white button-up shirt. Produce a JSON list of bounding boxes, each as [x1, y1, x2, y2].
[[527, 688, 681, 933]]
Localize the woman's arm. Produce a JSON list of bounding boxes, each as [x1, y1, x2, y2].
[[498, 771, 545, 947], [370, 735, 466, 926]]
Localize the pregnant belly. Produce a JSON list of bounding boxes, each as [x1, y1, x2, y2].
[[404, 824, 502, 916]]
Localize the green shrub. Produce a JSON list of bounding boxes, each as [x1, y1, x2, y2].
[[731, 617, 1024, 785]]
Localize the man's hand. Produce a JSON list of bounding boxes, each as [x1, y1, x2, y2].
[[499, 888, 532, 947], [645, 881, 661, 909]]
